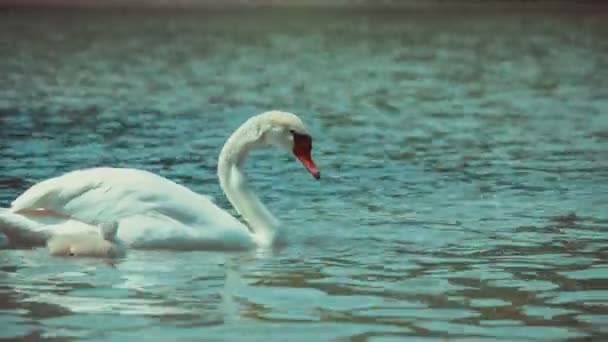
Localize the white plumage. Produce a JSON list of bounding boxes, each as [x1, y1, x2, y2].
[[47, 221, 126, 258], [0, 111, 320, 251]]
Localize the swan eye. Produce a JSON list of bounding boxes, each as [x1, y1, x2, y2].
[[288, 129, 297, 140]]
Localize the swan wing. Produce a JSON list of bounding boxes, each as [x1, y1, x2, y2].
[[10, 167, 241, 230]]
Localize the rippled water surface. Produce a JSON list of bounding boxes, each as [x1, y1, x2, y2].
[[1, 8, 607, 341]]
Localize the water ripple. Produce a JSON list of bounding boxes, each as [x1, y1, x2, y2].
[[0, 9, 607, 341]]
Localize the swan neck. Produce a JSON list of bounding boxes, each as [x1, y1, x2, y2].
[[218, 128, 281, 247]]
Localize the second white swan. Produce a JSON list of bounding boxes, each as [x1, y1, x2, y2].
[[0, 110, 320, 250]]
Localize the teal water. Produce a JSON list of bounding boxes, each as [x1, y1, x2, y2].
[[1, 9, 607, 341]]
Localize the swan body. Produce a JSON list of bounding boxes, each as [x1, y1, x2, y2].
[[47, 222, 126, 258], [0, 111, 320, 250]]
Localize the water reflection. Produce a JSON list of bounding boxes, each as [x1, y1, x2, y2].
[[1, 214, 607, 340]]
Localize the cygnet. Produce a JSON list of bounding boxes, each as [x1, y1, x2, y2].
[[47, 221, 126, 258]]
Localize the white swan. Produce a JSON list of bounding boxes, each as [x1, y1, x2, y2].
[[0, 111, 320, 250], [47, 221, 126, 258]]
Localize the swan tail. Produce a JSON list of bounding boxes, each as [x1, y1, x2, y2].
[[0, 208, 96, 247], [0, 208, 49, 247]]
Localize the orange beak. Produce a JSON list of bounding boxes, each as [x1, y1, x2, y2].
[[292, 133, 320, 180]]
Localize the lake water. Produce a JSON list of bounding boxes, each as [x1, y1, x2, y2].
[[1, 8, 607, 341]]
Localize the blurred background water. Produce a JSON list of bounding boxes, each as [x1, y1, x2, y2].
[[0, 6, 607, 341]]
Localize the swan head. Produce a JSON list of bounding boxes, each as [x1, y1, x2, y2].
[[47, 232, 126, 258], [256, 111, 320, 179]]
